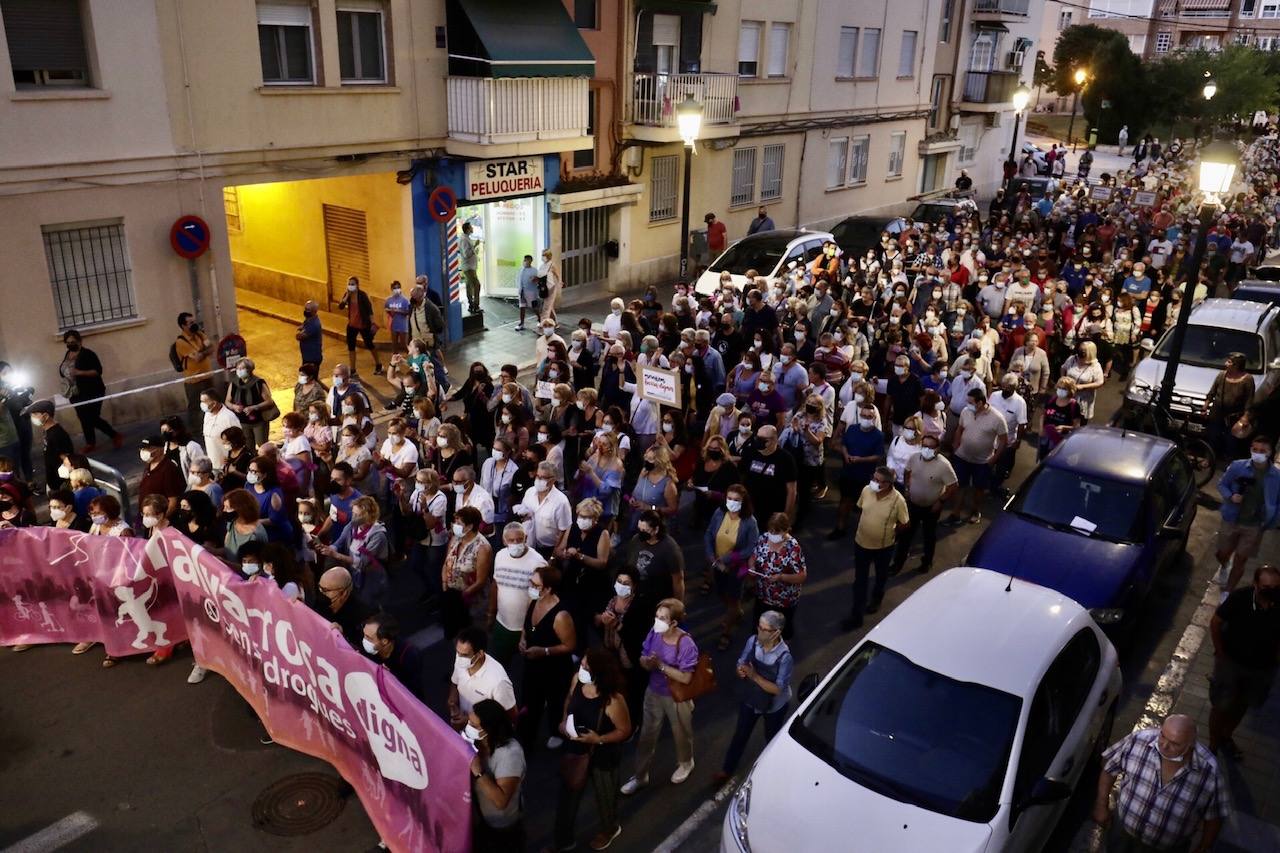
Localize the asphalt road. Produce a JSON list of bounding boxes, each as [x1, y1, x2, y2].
[[0, 376, 1226, 853]]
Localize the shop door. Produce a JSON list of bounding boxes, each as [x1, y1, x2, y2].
[[562, 207, 608, 289], [458, 197, 542, 300], [322, 204, 370, 308]]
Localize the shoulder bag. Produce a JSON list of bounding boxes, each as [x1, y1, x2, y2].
[[667, 633, 717, 703]]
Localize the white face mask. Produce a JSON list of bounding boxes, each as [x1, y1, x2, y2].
[[347, 283, 358, 292], [91, 514, 107, 526], [506, 543, 527, 558], [501, 413, 512, 425], [894, 366, 907, 376], [1156, 742, 1186, 763], [920, 446, 937, 460], [1056, 388, 1069, 400], [49, 507, 67, 521], [236, 369, 250, 379], [246, 472, 260, 485], [139, 450, 153, 463], [859, 417, 874, 429], [575, 666, 594, 685], [242, 562, 260, 576], [849, 372, 863, 384], [766, 532, 785, 544], [794, 331, 806, 342], [462, 723, 484, 745], [501, 393, 513, 404], [652, 617, 671, 634], [57, 464, 71, 480], [199, 402, 211, 414], [903, 428, 916, 440], [576, 516, 593, 531], [453, 483, 467, 495], [452, 522, 465, 538], [142, 515, 160, 529], [436, 436, 449, 448], [535, 478, 551, 492], [601, 424, 614, 434], [308, 412, 322, 423], [492, 449, 506, 461], [1253, 451, 1270, 465], [548, 370, 560, 380], [662, 422, 673, 433], [527, 586, 542, 600], [362, 637, 379, 655], [297, 374, 309, 385], [543, 327, 555, 337], [614, 581, 631, 598], [455, 653, 473, 670], [341, 403, 356, 415], [725, 498, 742, 513]]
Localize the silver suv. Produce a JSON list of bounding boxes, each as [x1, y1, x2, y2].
[[1124, 298, 1280, 430]]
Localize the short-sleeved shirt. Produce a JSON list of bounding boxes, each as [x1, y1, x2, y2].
[[904, 453, 958, 507], [955, 406, 1009, 464], [492, 548, 547, 631], [518, 487, 572, 548], [641, 630, 699, 696], [1216, 587, 1280, 670], [989, 390, 1028, 438], [477, 740, 525, 829], [625, 534, 685, 602], [139, 458, 186, 502], [452, 654, 517, 714], [740, 448, 797, 521], [174, 332, 211, 382], [855, 486, 910, 549]]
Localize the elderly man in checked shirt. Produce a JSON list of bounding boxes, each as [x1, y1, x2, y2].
[[1093, 714, 1229, 853]]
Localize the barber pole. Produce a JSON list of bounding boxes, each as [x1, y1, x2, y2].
[[445, 217, 461, 304]]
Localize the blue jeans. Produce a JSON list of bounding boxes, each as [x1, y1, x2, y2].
[[721, 701, 789, 775]]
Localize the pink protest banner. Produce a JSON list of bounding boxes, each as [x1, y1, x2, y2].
[[0, 528, 473, 853], [0, 526, 187, 656]]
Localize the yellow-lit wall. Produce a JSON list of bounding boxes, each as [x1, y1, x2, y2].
[[227, 172, 414, 311]]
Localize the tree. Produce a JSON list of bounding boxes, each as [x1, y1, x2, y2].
[[1051, 24, 1149, 142], [1144, 47, 1280, 138]]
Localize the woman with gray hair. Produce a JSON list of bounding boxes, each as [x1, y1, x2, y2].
[[713, 609, 794, 784], [185, 455, 223, 507], [224, 357, 276, 451]]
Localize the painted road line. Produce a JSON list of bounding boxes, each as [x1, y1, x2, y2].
[[654, 778, 740, 853], [2, 812, 99, 853]]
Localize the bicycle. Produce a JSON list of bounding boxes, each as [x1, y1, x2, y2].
[[1112, 380, 1217, 487]]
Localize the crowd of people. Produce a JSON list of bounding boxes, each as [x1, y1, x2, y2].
[[3, 132, 1280, 851]]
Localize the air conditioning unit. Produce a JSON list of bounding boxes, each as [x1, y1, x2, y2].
[[1005, 50, 1026, 69], [987, 112, 1002, 129]]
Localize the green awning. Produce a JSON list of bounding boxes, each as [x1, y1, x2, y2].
[[635, 0, 718, 14], [446, 0, 595, 78]]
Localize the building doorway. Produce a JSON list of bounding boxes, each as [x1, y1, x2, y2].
[[456, 195, 545, 300]]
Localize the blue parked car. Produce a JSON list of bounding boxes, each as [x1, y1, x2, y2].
[[966, 427, 1198, 631]]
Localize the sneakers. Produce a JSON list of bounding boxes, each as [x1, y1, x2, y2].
[[589, 827, 622, 851], [514, 323, 526, 332], [547, 736, 564, 749], [619, 776, 648, 795], [187, 664, 208, 684], [670, 761, 695, 784]]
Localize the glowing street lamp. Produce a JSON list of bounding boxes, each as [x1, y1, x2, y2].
[[1007, 84, 1031, 164], [676, 93, 703, 279], [1068, 67, 1088, 152]]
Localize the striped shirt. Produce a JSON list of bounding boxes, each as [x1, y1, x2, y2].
[[1103, 729, 1230, 849]]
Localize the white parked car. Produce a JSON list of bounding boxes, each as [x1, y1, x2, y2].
[[722, 568, 1121, 853], [694, 229, 835, 297]]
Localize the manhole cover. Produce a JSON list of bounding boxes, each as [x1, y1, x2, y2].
[[251, 773, 347, 836]]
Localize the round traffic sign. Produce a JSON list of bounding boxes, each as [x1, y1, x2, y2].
[[170, 214, 211, 259], [428, 186, 457, 223], [215, 333, 247, 369]]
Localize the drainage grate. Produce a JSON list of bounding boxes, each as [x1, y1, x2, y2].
[[251, 773, 347, 836]]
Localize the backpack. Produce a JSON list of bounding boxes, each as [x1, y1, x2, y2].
[[168, 339, 184, 373]]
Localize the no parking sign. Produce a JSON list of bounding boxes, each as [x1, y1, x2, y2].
[[170, 215, 211, 259], [428, 187, 457, 223]]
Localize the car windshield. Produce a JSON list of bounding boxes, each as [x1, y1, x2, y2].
[[910, 204, 952, 224], [789, 643, 1020, 823], [1232, 286, 1280, 307], [708, 238, 788, 276], [832, 221, 883, 249], [1008, 466, 1145, 543], [1151, 326, 1263, 372]]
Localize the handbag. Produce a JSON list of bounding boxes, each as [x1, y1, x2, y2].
[[558, 703, 605, 792], [667, 634, 717, 703], [536, 275, 549, 299]]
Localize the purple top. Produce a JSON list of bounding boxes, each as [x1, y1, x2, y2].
[[641, 630, 700, 697]]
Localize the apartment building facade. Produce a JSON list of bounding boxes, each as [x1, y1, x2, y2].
[[1084, 0, 1280, 58]]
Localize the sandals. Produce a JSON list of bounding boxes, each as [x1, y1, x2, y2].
[[102, 657, 118, 669], [71, 641, 95, 655]]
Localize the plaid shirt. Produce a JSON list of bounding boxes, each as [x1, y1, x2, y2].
[[1103, 729, 1230, 849]]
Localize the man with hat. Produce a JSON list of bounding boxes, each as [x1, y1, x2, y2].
[[138, 434, 185, 517], [25, 399, 74, 492]]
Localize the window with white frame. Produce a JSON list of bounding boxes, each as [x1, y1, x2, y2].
[[767, 23, 791, 77], [1241, 0, 1256, 16], [940, 0, 954, 42], [1234, 32, 1251, 44], [838, 27, 858, 77], [1089, 0, 1157, 18], [959, 123, 979, 163], [888, 131, 906, 177], [827, 138, 848, 189], [1258, 35, 1275, 49], [1263, 1, 1280, 16], [1058, 9, 1073, 29], [858, 28, 881, 77], [849, 136, 870, 183], [42, 220, 137, 331], [650, 154, 678, 221], [738, 21, 761, 77], [898, 31, 918, 77], [224, 187, 243, 233], [761, 144, 784, 200], [258, 3, 315, 84], [731, 147, 757, 206], [337, 3, 387, 83], [1155, 31, 1172, 51], [1, 0, 91, 87], [1128, 33, 1147, 53], [928, 75, 947, 128]]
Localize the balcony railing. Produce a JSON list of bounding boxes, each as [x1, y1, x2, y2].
[[962, 70, 1020, 104], [447, 76, 589, 145], [630, 72, 738, 128], [972, 0, 1030, 14]]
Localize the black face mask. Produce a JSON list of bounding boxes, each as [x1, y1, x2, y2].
[[641, 461, 654, 472], [805, 406, 820, 415], [66, 342, 81, 352], [329, 482, 347, 494], [706, 449, 724, 461]]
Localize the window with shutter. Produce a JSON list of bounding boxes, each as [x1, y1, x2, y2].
[[827, 138, 848, 189], [42, 220, 137, 331], [653, 14, 680, 75], [888, 132, 906, 177], [849, 136, 870, 183], [738, 21, 761, 77], [837, 27, 858, 78], [731, 148, 757, 207], [898, 31, 917, 78], [337, 4, 387, 83], [767, 23, 791, 78], [258, 3, 315, 84], [323, 205, 371, 304], [761, 144, 784, 200], [650, 155, 678, 222], [1, 0, 90, 87], [857, 29, 881, 78]]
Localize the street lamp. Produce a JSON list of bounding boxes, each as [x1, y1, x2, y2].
[[1156, 139, 1241, 414], [1068, 67, 1088, 153], [676, 93, 703, 279], [1007, 84, 1031, 167], [1194, 73, 1216, 149]]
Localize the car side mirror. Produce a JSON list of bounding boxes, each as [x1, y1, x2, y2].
[[798, 673, 821, 704], [1017, 777, 1072, 814]]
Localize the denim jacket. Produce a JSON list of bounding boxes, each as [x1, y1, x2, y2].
[[704, 509, 761, 576], [1218, 459, 1280, 528]]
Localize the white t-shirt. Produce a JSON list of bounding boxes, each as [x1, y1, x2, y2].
[[411, 489, 448, 546], [839, 397, 882, 431], [516, 487, 572, 548], [989, 390, 1029, 437], [378, 436, 420, 474], [452, 655, 517, 714], [1147, 238, 1173, 269], [460, 484, 496, 526], [283, 434, 312, 462], [202, 406, 240, 471], [492, 548, 547, 631]]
